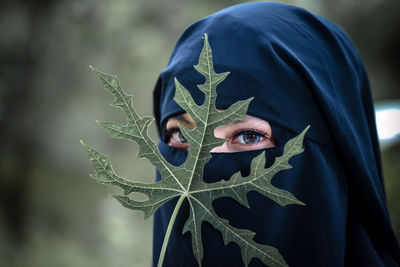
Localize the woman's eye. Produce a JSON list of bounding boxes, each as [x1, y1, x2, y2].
[[164, 128, 190, 150], [233, 131, 265, 145], [171, 131, 188, 144]]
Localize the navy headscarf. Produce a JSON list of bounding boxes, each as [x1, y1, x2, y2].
[[152, 2, 400, 266]]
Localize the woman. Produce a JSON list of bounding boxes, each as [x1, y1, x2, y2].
[[152, 2, 400, 266]]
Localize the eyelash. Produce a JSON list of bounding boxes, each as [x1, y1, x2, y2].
[[164, 128, 268, 145], [231, 129, 267, 145], [164, 128, 185, 142]]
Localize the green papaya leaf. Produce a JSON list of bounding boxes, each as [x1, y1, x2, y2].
[[81, 34, 309, 267]]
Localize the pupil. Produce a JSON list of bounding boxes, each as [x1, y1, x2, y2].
[[244, 132, 260, 144]]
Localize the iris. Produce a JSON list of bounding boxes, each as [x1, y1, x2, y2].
[[235, 130, 264, 144]]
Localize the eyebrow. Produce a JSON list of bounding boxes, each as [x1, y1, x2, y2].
[[175, 114, 195, 126], [173, 115, 248, 127], [230, 119, 246, 125]]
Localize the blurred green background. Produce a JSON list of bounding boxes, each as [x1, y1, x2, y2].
[[0, 0, 399, 266]]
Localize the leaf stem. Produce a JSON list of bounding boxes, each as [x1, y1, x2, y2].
[[157, 194, 186, 267]]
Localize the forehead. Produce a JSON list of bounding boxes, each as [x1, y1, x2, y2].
[[166, 112, 265, 126], [168, 113, 194, 123]]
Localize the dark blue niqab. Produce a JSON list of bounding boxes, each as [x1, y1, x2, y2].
[[152, 2, 400, 266]]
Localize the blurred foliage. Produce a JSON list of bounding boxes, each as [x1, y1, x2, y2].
[[0, 0, 398, 266], [382, 143, 400, 240]]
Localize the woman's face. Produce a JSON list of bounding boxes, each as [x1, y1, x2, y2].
[[164, 113, 275, 152]]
